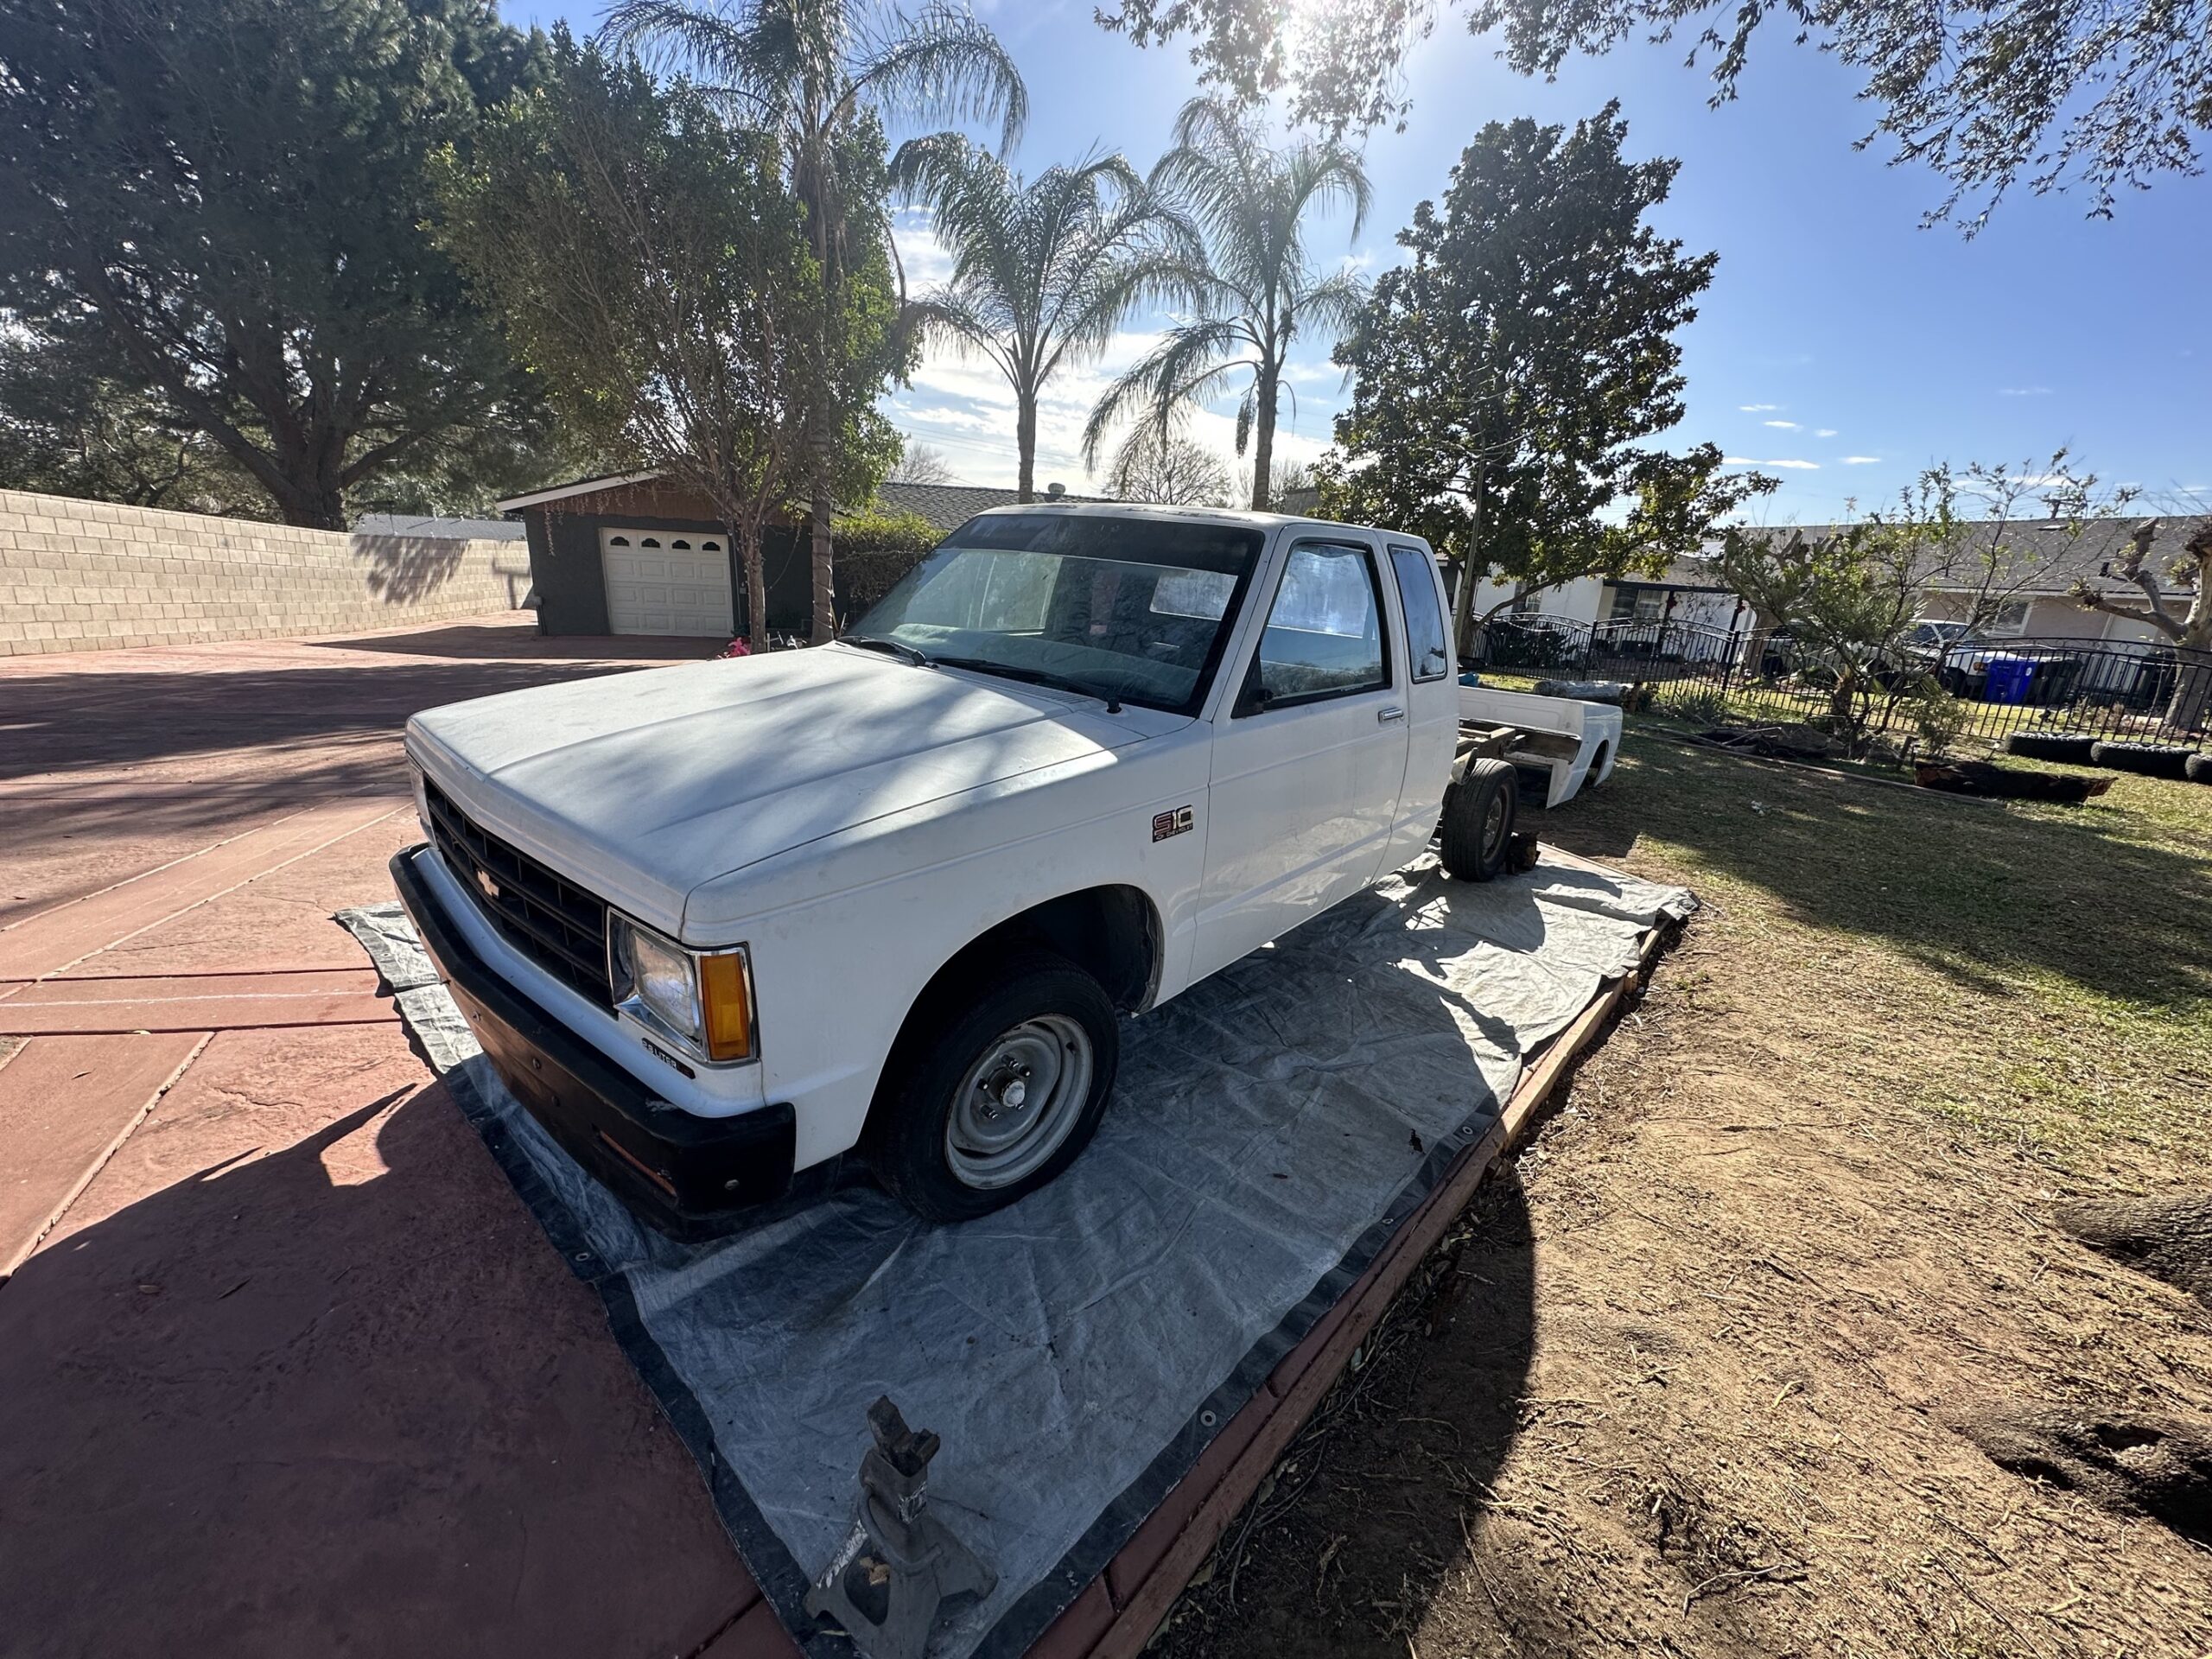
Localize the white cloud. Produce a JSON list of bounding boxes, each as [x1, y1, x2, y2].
[[884, 319, 1343, 495], [1764, 419, 1800, 430], [1739, 403, 1780, 412], [1815, 428, 1837, 437], [1840, 455, 1883, 465], [1999, 385, 2052, 397], [1764, 458, 1821, 470]]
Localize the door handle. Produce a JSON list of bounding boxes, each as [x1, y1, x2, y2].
[[1378, 705, 1406, 723]]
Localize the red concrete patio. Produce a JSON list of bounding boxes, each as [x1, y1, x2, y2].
[[0, 614, 790, 1658]]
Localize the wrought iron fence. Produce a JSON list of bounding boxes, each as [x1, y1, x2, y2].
[[1467, 615, 2212, 753]]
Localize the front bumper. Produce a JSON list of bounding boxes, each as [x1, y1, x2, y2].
[[390, 843, 797, 1239]]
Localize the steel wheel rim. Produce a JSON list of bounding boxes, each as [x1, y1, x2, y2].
[[1481, 788, 1510, 864], [944, 1014, 1094, 1190]]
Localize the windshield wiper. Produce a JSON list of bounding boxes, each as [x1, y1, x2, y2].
[[933, 656, 1123, 715], [842, 633, 932, 669]]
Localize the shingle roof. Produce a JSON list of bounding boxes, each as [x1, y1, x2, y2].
[[876, 480, 1109, 531], [1713, 512, 2209, 600]]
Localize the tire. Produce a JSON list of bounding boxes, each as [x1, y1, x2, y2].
[[2088, 740, 2195, 779], [2005, 731, 2099, 766], [2186, 753, 2212, 785], [864, 949, 1119, 1224], [1439, 756, 1519, 882]]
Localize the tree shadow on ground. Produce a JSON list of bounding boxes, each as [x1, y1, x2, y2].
[[0, 658, 691, 781], [1154, 1167, 1539, 1658], [1539, 735, 2212, 1010], [0, 1082, 750, 1659]]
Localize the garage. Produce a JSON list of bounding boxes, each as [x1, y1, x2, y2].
[[600, 527, 732, 636]]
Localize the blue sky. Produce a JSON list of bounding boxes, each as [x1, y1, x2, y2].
[[502, 0, 2210, 523]]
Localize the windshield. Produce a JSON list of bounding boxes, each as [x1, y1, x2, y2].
[[848, 513, 1266, 714]]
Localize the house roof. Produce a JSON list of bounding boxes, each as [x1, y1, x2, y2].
[[493, 470, 665, 512], [1711, 512, 2208, 601], [876, 480, 1107, 531], [493, 470, 1108, 531]]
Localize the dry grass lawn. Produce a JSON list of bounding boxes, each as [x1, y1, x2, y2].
[[1158, 733, 2212, 1659]]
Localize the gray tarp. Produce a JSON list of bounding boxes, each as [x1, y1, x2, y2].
[[340, 852, 1692, 1659]]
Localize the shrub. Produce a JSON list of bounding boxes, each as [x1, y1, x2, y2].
[[834, 505, 941, 618]]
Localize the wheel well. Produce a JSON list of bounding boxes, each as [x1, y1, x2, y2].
[[942, 886, 1160, 1014]]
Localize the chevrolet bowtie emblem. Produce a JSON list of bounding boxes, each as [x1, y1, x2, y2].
[[476, 869, 501, 902]]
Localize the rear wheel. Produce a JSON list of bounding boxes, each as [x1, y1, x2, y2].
[[1438, 756, 1519, 882], [865, 950, 1119, 1223]]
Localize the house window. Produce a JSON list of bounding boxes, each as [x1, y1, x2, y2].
[[1983, 600, 2031, 636], [1511, 585, 1541, 616]]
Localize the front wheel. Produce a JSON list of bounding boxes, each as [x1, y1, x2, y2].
[[1438, 756, 1519, 881], [865, 950, 1120, 1223]]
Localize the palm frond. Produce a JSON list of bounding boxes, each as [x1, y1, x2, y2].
[[852, 2, 1027, 155]]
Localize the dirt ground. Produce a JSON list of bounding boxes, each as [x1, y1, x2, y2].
[[1160, 734, 2212, 1659]]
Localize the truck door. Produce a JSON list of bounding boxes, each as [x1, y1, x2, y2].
[[1377, 542, 1460, 874], [1191, 535, 1411, 982]]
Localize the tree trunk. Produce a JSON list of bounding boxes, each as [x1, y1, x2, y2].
[[809, 471, 836, 646], [2165, 655, 2212, 734], [1448, 459, 1487, 664], [738, 518, 770, 655], [1016, 392, 1038, 503], [1249, 371, 1277, 512]]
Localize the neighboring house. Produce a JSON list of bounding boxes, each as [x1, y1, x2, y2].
[[493, 472, 1098, 639], [1464, 512, 2205, 652], [352, 513, 525, 541], [1705, 512, 2209, 648]]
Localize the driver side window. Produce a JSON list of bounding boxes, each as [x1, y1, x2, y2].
[[1245, 543, 1389, 709]]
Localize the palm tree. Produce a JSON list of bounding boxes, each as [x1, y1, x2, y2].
[[1083, 98, 1368, 512], [598, 0, 1026, 643], [896, 136, 1193, 501]]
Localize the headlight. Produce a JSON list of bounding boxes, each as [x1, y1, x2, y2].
[[608, 913, 755, 1064]]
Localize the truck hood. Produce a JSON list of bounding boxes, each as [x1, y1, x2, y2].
[[407, 645, 1160, 935]]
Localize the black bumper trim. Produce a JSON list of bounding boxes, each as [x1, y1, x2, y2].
[[390, 844, 796, 1237]]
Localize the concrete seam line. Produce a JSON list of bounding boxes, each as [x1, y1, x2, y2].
[[0, 803, 326, 935], [0, 1030, 212, 1281], [24, 804, 406, 982]]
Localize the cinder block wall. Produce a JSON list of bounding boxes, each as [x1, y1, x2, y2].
[[0, 488, 531, 657]]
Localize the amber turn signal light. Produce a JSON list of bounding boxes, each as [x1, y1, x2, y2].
[[699, 950, 753, 1063]]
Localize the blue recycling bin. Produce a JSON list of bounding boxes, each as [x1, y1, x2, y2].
[[1981, 653, 2038, 705]]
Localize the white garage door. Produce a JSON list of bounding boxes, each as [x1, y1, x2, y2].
[[601, 528, 733, 636]]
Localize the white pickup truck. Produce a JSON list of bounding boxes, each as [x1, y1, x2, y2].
[[392, 504, 1594, 1233]]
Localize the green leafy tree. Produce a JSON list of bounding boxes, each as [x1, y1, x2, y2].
[[0, 335, 270, 517], [1096, 0, 2212, 223], [1083, 97, 1368, 512], [0, 0, 550, 527], [1322, 105, 1771, 655], [599, 0, 1024, 642], [896, 137, 1192, 502], [435, 40, 830, 650]]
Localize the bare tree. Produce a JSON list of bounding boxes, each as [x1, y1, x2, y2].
[[887, 441, 957, 486], [1106, 425, 1233, 504], [2075, 511, 2212, 731], [1911, 452, 2134, 632]]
